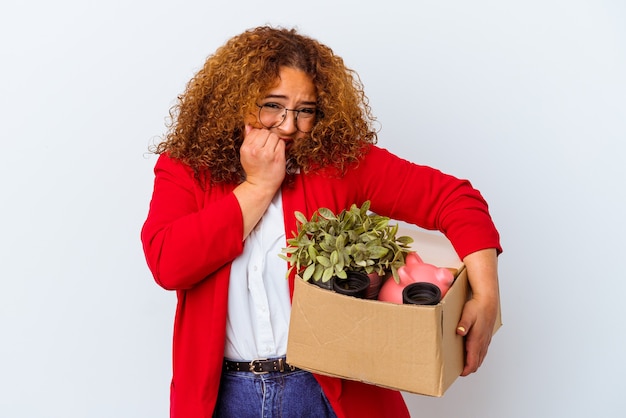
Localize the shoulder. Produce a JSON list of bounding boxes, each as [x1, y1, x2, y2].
[[154, 153, 191, 172], [354, 144, 411, 172], [153, 153, 207, 183], [361, 144, 408, 163]]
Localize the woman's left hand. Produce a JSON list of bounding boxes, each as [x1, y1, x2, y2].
[[456, 248, 500, 376]]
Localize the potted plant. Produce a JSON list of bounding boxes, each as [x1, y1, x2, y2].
[[279, 201, 414, 298]]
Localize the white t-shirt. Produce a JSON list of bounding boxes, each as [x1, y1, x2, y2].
[[224, 191, 291, 361]]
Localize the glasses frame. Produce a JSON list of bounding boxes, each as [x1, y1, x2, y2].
[[256, 103, 317, 133]]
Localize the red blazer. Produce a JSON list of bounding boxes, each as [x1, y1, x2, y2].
[[141, 145, 501, 417]]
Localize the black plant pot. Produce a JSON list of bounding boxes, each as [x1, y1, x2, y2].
[[311, 277, 334, 290], [332, 271, 370, 299], [402, 282, 441, 305]]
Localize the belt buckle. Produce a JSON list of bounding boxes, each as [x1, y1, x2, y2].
[[249, 359, 269, 375], [277, 357, 296, 372]]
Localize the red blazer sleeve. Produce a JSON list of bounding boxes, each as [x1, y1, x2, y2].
[[140, 154, 244, 290], [352, 146, 502, 259]]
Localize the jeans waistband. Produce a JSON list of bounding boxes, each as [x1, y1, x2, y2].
[[223, 357, 298, 375]]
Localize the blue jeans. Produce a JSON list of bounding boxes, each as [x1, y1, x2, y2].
[[214, 368, 337, 417]]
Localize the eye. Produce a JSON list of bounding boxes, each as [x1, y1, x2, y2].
[[262, 102, 284, 110], [298, 108, 316, 116]]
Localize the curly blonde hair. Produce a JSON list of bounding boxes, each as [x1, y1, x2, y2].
[[154, 25, 378, 184]]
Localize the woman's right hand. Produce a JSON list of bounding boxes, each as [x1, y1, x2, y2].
[[233, 125, 287, 239], [239, 125, 286, 192]]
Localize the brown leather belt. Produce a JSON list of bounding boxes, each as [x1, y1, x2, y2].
[[223, 358, 298, 375]]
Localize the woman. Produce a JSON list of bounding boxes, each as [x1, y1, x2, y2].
[[141, 25, 502, 418]]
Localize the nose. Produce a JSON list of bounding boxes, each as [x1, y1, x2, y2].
[[278, 109, 298, 134]]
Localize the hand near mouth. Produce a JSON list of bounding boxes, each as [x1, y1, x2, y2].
[[240, 124, 287, 190]]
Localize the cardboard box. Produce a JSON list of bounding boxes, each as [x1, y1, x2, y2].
[[286, 228, 502, 397]]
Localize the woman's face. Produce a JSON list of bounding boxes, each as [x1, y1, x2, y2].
[[245, 66, 317, 151]]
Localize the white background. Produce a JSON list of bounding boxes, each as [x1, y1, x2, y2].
[[1, 1, 625, 417]]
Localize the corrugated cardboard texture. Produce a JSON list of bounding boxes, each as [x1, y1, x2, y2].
[[288, 268, 467, 396], [286, 228, 502, 397]]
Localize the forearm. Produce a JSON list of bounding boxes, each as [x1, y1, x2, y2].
[[233, 180, 279, 239], [463, 248, 500, 314], [457, 248, 500, 376]]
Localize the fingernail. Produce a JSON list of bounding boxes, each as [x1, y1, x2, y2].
[[457, 326, 466, 333]]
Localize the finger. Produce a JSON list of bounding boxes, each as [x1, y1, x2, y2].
[[273, 137, 286, 153], [244, 127, 272, 150], [258, 131, 284, 156], [461, 342, 487, 376], [461, 339, 479, 376], [460, 324, 492, 376], [456, 307, 473, 336]]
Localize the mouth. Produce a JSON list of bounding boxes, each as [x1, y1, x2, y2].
[[284, 141, 298, 174], [283, 139, 294, 152]]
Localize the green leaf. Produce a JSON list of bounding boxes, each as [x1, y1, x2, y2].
[[307, 245, 318, 260], [397, 235, 414, 245], [318, 207, 335, 220], [319, 241, 333, 252], [335, 269, 347, 279], [316, 255, 331, 267], [336, 251, 345, 271], [313, 264, 324, 281], [374, 218, 389, 230], [303, 263, 316, 281], [368, 246, 389, 259], [335, 233, 345, 250], [322, 267, 334, 282], [295, 211, 308, 225], [392, 269, 401, 283]]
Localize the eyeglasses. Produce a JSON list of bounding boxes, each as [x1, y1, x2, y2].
[[256, 103, 317, 133]]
